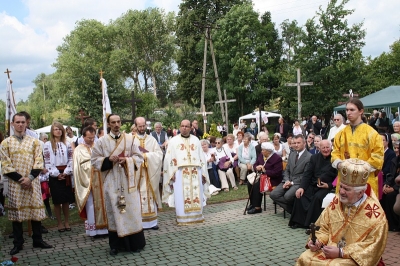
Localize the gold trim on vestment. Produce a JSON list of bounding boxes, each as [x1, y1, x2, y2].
[[176, 213, 204, 219], [176, 219, 204, 226], [142, 216, 157, 222]]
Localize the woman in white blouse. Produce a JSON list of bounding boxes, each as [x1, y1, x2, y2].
[[272, 133, 286, 158], [201, 139, 219, 188], [214, 138, 238, 192], [44, 122, 74, 232], [292, 119, 304, 136]]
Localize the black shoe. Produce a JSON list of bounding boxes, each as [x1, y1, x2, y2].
[[290, 224, 299, 229], [33, 240, 52, 249], [9, 246, 22, 255], [41, 226, 48, 234], [151, 225, 159, 230], [8, 233, 14, 239], [247, 208, 262, 214], [110, 249, 118, 256], [246, 205, 253, 211]]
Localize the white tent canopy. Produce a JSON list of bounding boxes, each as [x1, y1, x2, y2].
[[35, 125, 80, 137], [238, 111, 282, 131]]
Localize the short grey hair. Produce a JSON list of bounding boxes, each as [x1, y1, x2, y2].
[[334, 114, 344, 123], [200, 139, 210, 145], [244, 132, 253, 141], [154, 122, 162, 127], [353, 184, 368, 194], [39, 133, 48, 141]]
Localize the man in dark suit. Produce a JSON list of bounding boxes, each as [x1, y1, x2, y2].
[[306, 116, 322, 135], [270, 134, 312, 213], [274, 117, 290, 141], [190, 120, 203, 139]]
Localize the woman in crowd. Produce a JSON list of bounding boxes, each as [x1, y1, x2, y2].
[[38, 133, 54, 220], [246, 142, 283, 214], [223, 134, 239, 180], [43, 122, 74, 232], [232, 123, 240, 140], [309, 135, 322, 154], [201, 139, 220, 189], [237, 133, 257, 185], [214, 138, 238, 192], [282, 133, 294, 160], [383, 141, 400, 231], [235, 131, 244, 146], [292, 119, 304, 136], [272, 133, 285, 158], [305, 133, 315, 151]]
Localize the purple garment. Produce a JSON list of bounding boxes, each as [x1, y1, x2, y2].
[[253, 153, 283, 187]]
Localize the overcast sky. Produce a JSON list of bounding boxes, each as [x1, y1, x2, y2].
[[1, 0, 399, 103]]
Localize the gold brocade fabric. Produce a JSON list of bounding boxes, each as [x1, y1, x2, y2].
[[0, 136, 46, 222], [331, 124, 384, 195], [73, 144, 107, 228], [134, 135, 163, 222], [296, 192, 388, 266], [91, 133, 144, 237]]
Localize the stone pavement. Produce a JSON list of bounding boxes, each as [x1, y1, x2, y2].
[[1, 198, 399, 266]]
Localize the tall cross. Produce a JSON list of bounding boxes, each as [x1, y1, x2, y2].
[[4, 68, 12, 79], [99, 69, 105, 80], [285, 68, 313, 120], [196, 105, 213, 133], [215, 90, 236, 134], [122, 91, 142, 124], [76, 109, 90, 125]]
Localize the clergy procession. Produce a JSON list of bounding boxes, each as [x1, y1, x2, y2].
[[0, 66, 399, 265]]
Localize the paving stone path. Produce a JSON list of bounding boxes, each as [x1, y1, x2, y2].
[[1, 198, 399, 266]]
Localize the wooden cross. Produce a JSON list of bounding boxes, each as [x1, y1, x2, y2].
[[99, 69, 105, 80], [306, 223, 320, 245], [196, 105, 213, 133], [215, 90, 236, 134], [285, 68, 313, 120], [76, 109, 90, 125], [122, 91, 142, 124], [4, 68, 12, 84]]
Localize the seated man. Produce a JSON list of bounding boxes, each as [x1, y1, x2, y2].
[[270, 134, 311, 213], [289, 140, 337, 229], [296, 158, 388, 266]]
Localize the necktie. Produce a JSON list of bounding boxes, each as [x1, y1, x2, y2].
[[295, 152, 299, 164]]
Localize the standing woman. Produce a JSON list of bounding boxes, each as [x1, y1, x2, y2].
[[43, 122, 74, 232]]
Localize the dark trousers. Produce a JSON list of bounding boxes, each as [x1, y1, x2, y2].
[[12, 220, 42, 247], [247, 180, 262, 208]]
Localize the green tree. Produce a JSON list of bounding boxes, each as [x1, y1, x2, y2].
[[175, 0, 245, 103], [213, 3, 282, 119], [111, 8, 176, 104], [53, 19, 129, 125], [275, 0, 366, 119]]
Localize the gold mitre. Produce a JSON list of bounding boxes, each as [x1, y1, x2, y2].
[[340, 158, 371, 187]]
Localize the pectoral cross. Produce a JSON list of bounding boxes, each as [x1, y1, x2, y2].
[[306, 223, 320, 245]]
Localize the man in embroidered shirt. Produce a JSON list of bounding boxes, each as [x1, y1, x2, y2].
[[296, 158, 388, 266], [162, 119, 210, 225], [134, 117, 163, 230], [1, 113, 52, 255]]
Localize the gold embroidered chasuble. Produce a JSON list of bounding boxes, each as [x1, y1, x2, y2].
[[91, 133, 144, 237], [73, 144, 107, 229], [0, 136, 46, 222], [297, 192, 388, 266], [163, 134, 210, 223], [134, 134, 163, 224], [332, 124, 384, 195]]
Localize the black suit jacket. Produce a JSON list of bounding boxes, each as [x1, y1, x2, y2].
[[190, 127, 203, 139], [274, 123, 290, 139]]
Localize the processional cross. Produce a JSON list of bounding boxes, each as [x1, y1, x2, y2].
[[76, 109, 90, 125], [196, 105, 213, 133], [122, 91, 142, 124]]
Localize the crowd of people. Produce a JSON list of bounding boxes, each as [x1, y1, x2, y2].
[[1, 99, 399, 264]]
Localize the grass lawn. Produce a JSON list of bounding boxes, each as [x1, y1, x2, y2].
[[0, 184, 250, 235]]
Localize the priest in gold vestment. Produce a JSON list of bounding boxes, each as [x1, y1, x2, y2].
[[91, 114, 145, 255], [73, 126, 108, 237], [134, 117, 163, 230], [162, 120, 210, 225], [332, 99, 384, 196], [297, 158, 388, 266]]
